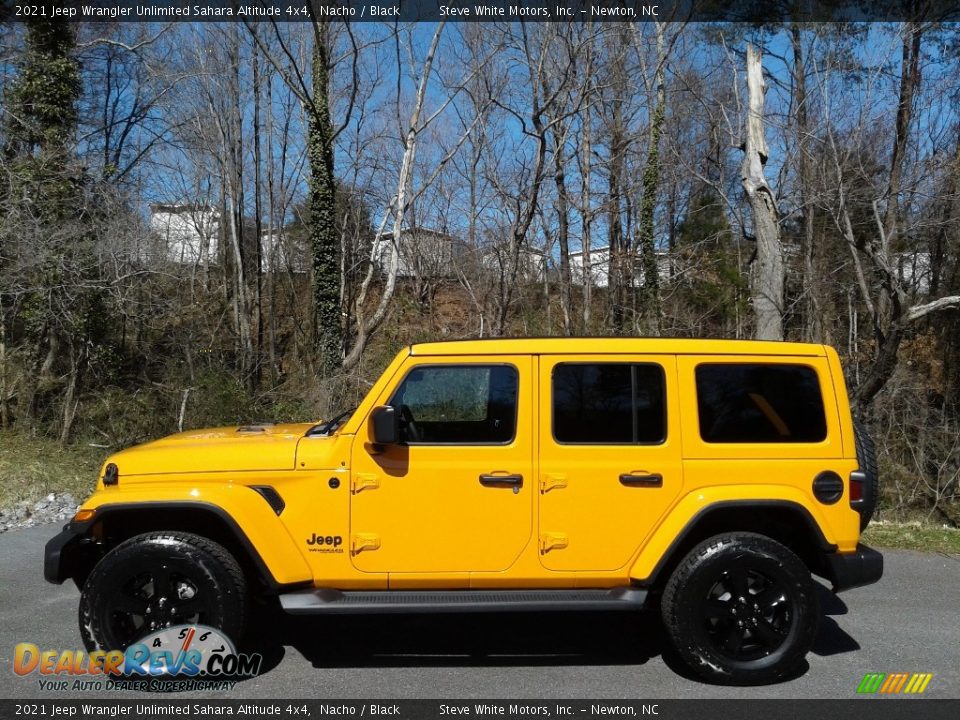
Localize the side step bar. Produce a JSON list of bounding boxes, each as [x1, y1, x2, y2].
[[279, 587, 648, 615]]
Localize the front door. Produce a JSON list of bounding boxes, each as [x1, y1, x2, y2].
[[537, 355, 683, 572], [350, 357, 533, 575]]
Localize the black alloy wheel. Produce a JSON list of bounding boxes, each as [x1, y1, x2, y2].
[[79, 532, 247, 652], [699, 565, 792, 661], [661, 532, 819, 685]]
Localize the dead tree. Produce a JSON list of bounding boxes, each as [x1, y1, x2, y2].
[[740, 44, 784, 341]]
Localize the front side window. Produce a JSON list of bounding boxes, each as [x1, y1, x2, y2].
[[552, 363, 666, 444], [695, 363, 827, 443], [389, 365, 518, 444]]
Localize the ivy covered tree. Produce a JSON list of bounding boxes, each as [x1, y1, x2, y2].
[[1, 11, 113, 440], [307, 13, 341, 373], [4, 14, 82, 213]]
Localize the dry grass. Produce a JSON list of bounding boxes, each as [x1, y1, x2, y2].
[[0, 433, 104, 508], [862, 520, 960, 554]]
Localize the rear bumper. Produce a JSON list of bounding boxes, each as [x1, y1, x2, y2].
[[824, 543, 883, 592]]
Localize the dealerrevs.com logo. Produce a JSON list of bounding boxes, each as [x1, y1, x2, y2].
[[14, 625, 261, 692]]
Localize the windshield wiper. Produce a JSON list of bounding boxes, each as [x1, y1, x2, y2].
[[306, 409, 354, 437]]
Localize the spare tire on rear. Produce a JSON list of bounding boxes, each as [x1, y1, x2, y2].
[[853, 420, 879, 530]]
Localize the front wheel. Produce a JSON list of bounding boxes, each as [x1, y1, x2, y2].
[[660, 532, 819, 685], [79, 531, 247, 652]]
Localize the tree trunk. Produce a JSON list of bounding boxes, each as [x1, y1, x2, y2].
[[226, 189, 254, 382], [580, 80, 593, 332], [551, 127, 573, 335], [883, 22, 922, 254], [635, 21, 666, 336], [791, 24, 825, 343], [342, 22, 446, 371], [59, 343, 81, 445], [607, 69, 627, 334], [741, 44, 784, 341], [308, 16, 341, 371], [878, 22, 923, 325], [252, 38, 264, 391]]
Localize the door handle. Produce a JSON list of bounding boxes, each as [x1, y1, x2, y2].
[[619, 472, 663, 487], [479, 473, 524, 488]]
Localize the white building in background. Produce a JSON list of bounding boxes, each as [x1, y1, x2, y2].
[[260, 229, 309, 275], [372, 228, 458, 279], [371, 228, 550, 284], [569, 247, 612, 287], [149, 203, 220, 266], [568, 247, 673, 288]]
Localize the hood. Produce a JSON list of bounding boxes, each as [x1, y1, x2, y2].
[[105, 423, 316, 476]]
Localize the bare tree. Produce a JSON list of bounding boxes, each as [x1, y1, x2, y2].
[[741, 44, 785, 341], [342, 22, 447, 369], [818, 24, 960, 410]]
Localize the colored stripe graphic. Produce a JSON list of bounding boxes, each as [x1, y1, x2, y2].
[[858, 672, 932, 694], [884, 673, 909, 694], [857, 673, 885, 693], [913, 673, 933, 694]]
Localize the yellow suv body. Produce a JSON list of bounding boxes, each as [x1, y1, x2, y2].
[[45, 338, 882, 684]]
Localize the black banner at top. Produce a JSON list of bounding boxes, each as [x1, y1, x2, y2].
[[2, 0, 959, 22]]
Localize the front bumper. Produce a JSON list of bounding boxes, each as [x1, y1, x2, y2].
[[44, 522, 97, 584], [824, 543, 883, 592]]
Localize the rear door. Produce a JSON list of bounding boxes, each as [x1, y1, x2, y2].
[[537, 355, 683, 572]]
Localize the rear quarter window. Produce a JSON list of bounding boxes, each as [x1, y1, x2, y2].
[[695, 363, 827, 443]]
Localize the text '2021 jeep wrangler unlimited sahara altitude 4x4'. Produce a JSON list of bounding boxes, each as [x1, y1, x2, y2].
[[45, 338, 882, 684]]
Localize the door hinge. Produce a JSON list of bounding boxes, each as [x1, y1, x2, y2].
[[352, 472, 380, 494], [540, 473, 568, 494], [351, 533, 381, 555], [539, 533, 569, 554]]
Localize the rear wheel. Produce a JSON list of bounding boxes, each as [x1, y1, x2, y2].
[[661, 532, 819, 685], [79, 531, 247, 652]]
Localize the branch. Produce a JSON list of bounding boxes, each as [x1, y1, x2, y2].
[[77, 26, 171, 52], [907, 296, 960, 323]]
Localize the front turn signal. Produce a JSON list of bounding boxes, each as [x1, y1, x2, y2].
[[73, 509, 96, 523]]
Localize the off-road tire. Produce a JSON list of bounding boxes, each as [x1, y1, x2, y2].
[[661, 532, 819, 685], [853, 419, 879, 529], [79, 531, 247, 652]]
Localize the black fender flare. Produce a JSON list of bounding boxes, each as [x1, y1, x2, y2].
[[44, 501, 309, 591], [633, 500, 837, 588]]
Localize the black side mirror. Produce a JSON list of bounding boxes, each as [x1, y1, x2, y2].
[[370, 406, 398, 445]]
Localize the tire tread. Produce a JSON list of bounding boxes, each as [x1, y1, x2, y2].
[[853, 420, 879, 529], [79, 531, 247, 652], [660, 532, 818, 685]]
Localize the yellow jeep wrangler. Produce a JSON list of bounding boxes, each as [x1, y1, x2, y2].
[[45, 338, 882, 684]]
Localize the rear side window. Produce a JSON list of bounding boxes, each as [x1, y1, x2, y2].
[[695, 364, 827, 443], [553, 363, 666, 444]]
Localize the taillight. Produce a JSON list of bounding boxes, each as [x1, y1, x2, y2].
[[849, 470, 866, 504]]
